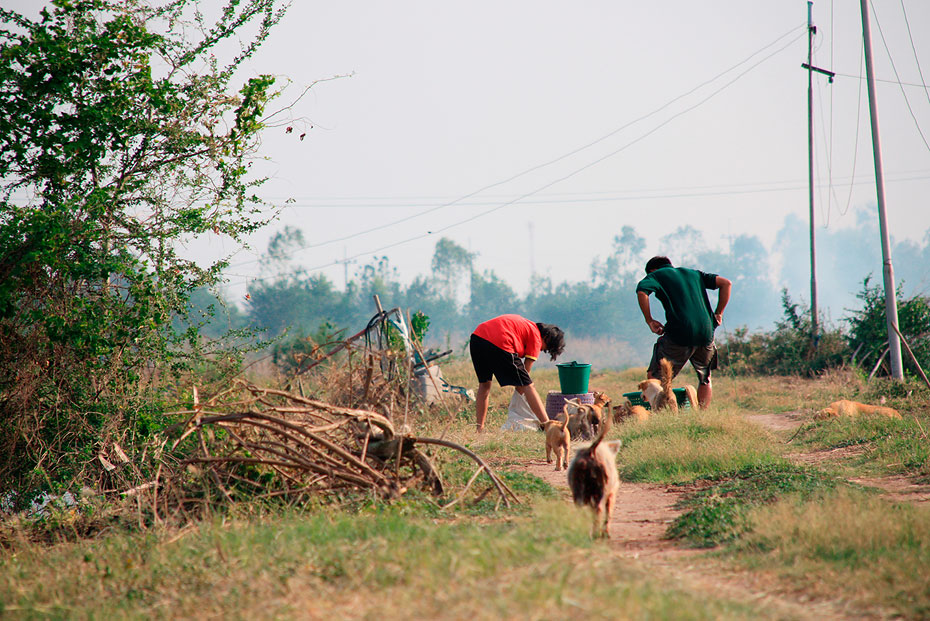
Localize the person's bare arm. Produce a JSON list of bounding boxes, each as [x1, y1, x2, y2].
[[524, 358, 535, 373], [713, 276, 732, 326], [637, 290, 664, 335]]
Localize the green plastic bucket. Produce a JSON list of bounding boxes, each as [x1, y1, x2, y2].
[[556, 361, 591, 394]]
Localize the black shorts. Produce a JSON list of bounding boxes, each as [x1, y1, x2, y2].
[[469, 334, 533, 387]]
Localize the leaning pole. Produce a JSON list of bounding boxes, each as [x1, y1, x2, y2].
[[859, 0, 904, 380]]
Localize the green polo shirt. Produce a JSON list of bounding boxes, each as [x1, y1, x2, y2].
[[636, 266, 719, 346]]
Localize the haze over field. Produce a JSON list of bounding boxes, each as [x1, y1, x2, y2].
[[6, 0, 930, 334]]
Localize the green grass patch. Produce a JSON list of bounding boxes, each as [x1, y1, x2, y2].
[[792, 415, 930, 476], [666, 463, 839, 548], [617, 409, 780, 484]]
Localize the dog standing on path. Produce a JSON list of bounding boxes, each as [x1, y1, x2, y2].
[[638, 358, 678, 412], [543, 409, 572, 471], [567, 416, 622, 538]]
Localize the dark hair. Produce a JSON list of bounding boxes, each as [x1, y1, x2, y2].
[[536, 322, 565, 361], [644, 255, 673, 274]]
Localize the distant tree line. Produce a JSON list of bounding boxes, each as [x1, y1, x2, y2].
[[188, 211, 930, 377]]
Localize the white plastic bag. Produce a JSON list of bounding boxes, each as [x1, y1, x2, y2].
[[501, 391, 540, 431]]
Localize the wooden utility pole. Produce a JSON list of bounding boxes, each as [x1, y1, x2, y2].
[[859, 0, 904, 380]]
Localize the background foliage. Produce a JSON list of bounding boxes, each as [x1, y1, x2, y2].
[[0, 0, 286, 494]]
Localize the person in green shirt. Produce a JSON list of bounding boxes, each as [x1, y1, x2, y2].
[[635, 256, 732, 408]]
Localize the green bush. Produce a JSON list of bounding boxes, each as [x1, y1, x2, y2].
[[721, 290, 849, 376], [0, 0, 287, 497], [845, 277, 930, 379]]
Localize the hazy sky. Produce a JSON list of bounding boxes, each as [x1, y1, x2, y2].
[[8, 1, 930, 304]]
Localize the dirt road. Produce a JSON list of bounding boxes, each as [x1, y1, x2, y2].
[[520, 409, 892, 620]]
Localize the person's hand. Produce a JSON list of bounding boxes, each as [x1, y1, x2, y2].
[[713, 312, 723, 327], [647, 319, 665, 335]]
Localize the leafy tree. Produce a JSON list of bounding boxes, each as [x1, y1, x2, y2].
[[430, 237, 475, 303], [698, 234, 780, 331], [0, 0, 287, 490], [660, 225, 708, 266], [590, 225, 645, 288], [721, 290, 848, 376], [845, 277, 930, 378], [467, 269, 518, 329]]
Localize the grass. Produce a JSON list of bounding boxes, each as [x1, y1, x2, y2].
[[615, 408, 781, 484], [666, 463, 840, 548], [735, 487, 930, 619], [0, 497, 769, 620], [5, 364, 930, 618]]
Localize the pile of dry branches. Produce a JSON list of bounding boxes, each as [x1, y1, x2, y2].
[[146, 381, 516, 524]]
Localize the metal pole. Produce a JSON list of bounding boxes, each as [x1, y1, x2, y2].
[[807, 1, 819, 342], [859, 0, 904, 380]]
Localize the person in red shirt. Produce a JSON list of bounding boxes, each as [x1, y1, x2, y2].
[[470, 314, 565, 432]]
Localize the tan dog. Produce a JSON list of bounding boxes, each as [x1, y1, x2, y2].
[[638, 358, 678, 412], [613, 401, 650, 424], [567, 416, 622, 538], [815, 399, 902, 420], [562, 398, 589, 441], [543, 409, 572, 470]]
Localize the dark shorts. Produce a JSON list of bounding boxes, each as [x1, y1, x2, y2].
[[647, 335, 717, 386], [469, 334, 533, 387]]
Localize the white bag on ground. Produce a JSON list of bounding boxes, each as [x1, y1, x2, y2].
[[501, 391, 540, 431]]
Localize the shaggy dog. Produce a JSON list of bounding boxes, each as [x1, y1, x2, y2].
[[567, 417, 622, 538], [612, 401, 650, 424], [638, 358, 678, 412], [543, 409, 571, 470], [815, 399, 902, 420]]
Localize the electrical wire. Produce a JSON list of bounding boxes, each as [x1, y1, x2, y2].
[[900, 0, 930, 111], [870, 0, 930, 154], [840, 38, 865, 217], [226, 23, 808, 270], [266, 29, 810, 280]]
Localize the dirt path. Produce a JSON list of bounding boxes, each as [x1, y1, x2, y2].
[[747, 410, 930, 502], [524, 458, 860, 620], [517, 407, 923, 620]]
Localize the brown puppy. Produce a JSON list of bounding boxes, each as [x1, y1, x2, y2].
[[815, 399, 902, 420], [638, 358, 678, 412], [613, 401, 650, 424], [567, 416, 622, 538], [543, 408, 572, 471]]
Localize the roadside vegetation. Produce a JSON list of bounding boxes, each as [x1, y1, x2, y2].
[[3, 2, 930, 620]]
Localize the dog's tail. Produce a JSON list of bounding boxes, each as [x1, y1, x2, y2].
[[588, 405, 611, 453], [659, 358, 676, 409], [659, 358, 674, 392]]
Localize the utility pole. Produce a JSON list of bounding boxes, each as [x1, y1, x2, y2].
[[801, 1, 834, 346], [806, 1, 818, 343], [859, 0, 904, 379]]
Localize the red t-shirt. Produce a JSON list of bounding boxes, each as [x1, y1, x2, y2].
[[473, 314, 542, 360]]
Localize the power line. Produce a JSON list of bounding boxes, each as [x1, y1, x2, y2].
[[226, 23, 808, 270], [899, 0, 930, 111], [870, 0, 930, 154]]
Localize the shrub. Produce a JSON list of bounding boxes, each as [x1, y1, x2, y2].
[[720, 290, 849, 376]]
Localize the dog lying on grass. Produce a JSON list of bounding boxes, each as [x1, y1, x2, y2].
[[567, 416, 622, 538], [612, 401, 650, 424], [638, 358, 678, 412], [815, 399, 902, 420], [543, 410, 571, 471]]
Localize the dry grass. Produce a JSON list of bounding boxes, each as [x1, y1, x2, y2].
[[737, 487, 930, 618]]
